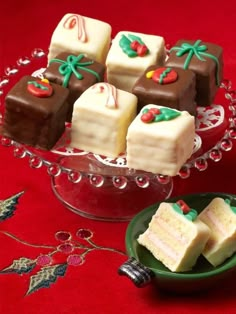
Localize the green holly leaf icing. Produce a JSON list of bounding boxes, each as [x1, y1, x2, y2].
[[225, 198, 236, 214], [172, 203, 197, 221], [154, 108, 181, 121], [141, 107, 181, 123], [0, 191, 24, 221], [127, 34, 146, 45], [0, 257, 36, 274], [26, 263, 67, 295], [119, 34, 138, 57]]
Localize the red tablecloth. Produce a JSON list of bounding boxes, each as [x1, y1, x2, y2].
[[1, 1, 236, 313]]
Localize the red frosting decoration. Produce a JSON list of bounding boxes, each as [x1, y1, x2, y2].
[[152, 67, 178, 84], [27, 80, 53, 98], [137, 44, 148, 57], [176, 200, 190, 214]]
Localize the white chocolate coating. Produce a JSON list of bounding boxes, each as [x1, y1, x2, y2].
[[48, 13, 112, 64], [126, 104, 195, 176], [70, 83, 137, 158], [199, 197, 236, 266], [138, 202, 210, 272], [106, 31, 166, 92]]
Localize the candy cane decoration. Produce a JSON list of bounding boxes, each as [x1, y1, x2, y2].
[[63, 14, 87, 42], [92, 83, 118, 109]]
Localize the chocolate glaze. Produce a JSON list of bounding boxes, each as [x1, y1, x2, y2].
[[132, 65, 197, 116], [2, 75, 69, 150], [44, 52, 106, 121], [165, 39, 223, 106]]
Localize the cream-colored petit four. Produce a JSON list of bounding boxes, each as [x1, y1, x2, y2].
[[48, 13, 112, 64], [70, 82, 137, 158], [126, 104, 195, 176], [138, 200, 210, 272], [199, 197, 236, 266], [106, 31, 166, 92]]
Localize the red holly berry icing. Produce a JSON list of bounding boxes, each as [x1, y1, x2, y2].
[[146, 67, 178, 84], [120, 34, 149, 57], [130, 40, 139, 51], [27, 79, 53, 97], [141, 107, 180, 123], [137, 44, 148, 57], [176, 200, 190, 214]]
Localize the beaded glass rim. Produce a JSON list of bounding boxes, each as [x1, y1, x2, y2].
[[0, 48, 236, 190]]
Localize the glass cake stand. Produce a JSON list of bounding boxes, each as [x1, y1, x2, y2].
[[0, 48, 236, 221]]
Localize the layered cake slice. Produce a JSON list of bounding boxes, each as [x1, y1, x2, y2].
[[70, 82, 137, 158], [2, 75, 69, 150], [126, 104, 195, 176], [137, 200, 210, 272], [165, 39, 223, 106], [48, 13, 112, 64], [106, 31, 166, 92], [198, 197, 236, 266], [132, 65, 196, 115], [44, 52, 106, 121]]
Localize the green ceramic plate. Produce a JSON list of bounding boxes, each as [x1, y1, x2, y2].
[[124, 192, 236, 293]]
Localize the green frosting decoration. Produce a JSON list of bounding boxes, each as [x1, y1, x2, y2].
[[170, 40, 220, 86], [142, 107, 181, 123], [49, 54, 101, 87], [27, 81, 49, 90], [172, 203, 198, 221], [159, 67, 172, 84], [119, 34, 149, 57], [224, 199, 236, 214]]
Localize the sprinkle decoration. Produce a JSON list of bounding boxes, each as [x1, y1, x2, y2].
[[92, 83, 118, 109], [49, 54, 101, 87], [63, 14, 87, 42], [170, 39, 220, 86], [141, 107, 180, 123]]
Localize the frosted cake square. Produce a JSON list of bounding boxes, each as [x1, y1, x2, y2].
[[70, 82, 137, 158], [132, 65, 196, 115], [2, 75, 69, 150], [165, 39, 223, 106], [126, 104, 195, 176], [48, 13, 112, 64], [137, 200, 210, 272], [44, 52, 105, 121], [199, 197, 236, 266], [106, 31, 166, 92]]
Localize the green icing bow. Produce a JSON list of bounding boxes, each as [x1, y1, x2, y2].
[[49, 54, 101, 87], [170, 39, 220, 86]]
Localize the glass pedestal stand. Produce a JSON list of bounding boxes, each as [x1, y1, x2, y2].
[[1, 48, 236, 221]]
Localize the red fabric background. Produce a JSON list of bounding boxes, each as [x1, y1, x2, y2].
[[0, 0, 236, 313]]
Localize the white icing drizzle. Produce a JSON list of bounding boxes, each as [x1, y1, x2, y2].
[[92, 83, 118, 109], [63, 14, 87, 42]]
